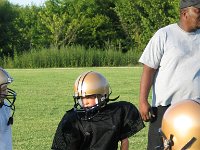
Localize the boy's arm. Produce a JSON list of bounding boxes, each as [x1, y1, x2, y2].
[[51, 116, 68, 150], [120, 102, 145, 140], [51, 110, 74, 150], [120, 138, 129, 150]]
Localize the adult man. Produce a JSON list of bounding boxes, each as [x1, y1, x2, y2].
[[138, 0, 200, 149], [0, 67, 17, 150], [52, 71, 144, 150]]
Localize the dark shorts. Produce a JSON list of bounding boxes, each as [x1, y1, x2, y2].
[[147, 105, 170, 150]]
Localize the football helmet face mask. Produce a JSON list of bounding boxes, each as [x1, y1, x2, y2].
[[0, 67, 17, 125], [73, 71, 111, 120], [159, 100, 200, 150]]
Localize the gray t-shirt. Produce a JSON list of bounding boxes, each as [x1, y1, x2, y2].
[[139, 23, 200, 107]]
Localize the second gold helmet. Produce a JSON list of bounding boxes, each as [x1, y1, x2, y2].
[[160, 99, 200, 150]]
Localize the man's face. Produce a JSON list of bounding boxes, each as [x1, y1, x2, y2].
[[187, 7, 200, 30], [0, 84, 8, 102]]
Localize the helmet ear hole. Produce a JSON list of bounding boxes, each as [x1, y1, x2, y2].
[[96, 95, 107, 107], [101, 96, 105, 102]]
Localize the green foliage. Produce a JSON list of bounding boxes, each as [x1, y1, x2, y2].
[[2, 46, 140, 68], [1, 0, 180, 61], [38, 0, 71, 48], [0, 0, 18, 57], [37, 0, 126, 49], [13, 5, 48, 51], [115, 0, 179, 51]]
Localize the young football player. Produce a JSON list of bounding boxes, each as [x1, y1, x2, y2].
[[51, 71, 144, 150], [0, 67, 17, 150]]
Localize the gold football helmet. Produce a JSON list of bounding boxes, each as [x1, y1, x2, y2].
[[74, 71, 109, 98], [160, 99, 200, 150], [0, 67, 17, 125], [73, 71, 116, 120]]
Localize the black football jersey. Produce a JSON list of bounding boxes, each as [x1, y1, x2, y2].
[[51, 101, 144, 150]]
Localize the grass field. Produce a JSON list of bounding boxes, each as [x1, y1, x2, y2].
[[7, 67, 148, 150]]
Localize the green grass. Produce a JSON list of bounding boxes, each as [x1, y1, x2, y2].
[[7, 67, 148, 150]]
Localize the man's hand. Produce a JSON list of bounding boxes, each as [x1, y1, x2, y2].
[[139, 100, 155, 122]]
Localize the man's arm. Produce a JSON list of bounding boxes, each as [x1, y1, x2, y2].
[[139, 64, 157, 122], [120, 138, 129, 150]]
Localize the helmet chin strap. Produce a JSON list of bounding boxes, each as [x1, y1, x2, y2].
[[108, 95, 120, 101]]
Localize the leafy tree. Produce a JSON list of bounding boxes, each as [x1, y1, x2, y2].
[[13, 5, 49, 52], [38, 0, 129, 49], [0, 0, 18, 58], [38, 0, 71, 48], [0, 0, 181, 60], [115, 0, 179, 51]]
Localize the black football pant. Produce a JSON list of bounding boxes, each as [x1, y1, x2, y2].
[[147, 105, 170, 150]]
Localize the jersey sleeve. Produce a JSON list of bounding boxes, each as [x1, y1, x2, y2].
[[139, 28, 166, 69], [51, 113, 71, 150], [120, 102, 145, 140], [51, 109, 78, 150]]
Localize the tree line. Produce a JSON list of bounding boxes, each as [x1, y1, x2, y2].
[[0, 0, 179, 59]]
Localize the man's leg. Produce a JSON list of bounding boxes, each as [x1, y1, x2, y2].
[[147, 105, 170, 150]]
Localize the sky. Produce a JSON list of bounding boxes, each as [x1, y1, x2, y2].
[[8, 0, 46, 6]]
